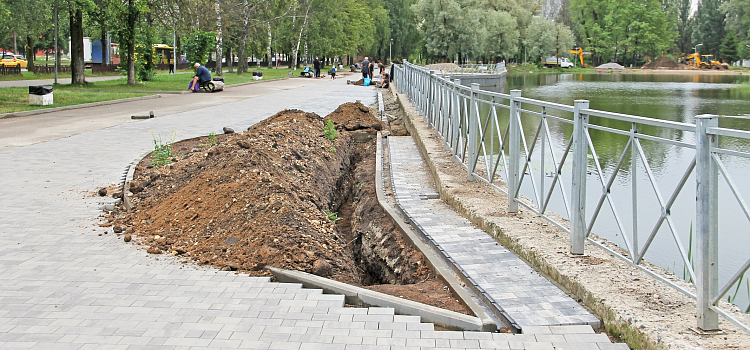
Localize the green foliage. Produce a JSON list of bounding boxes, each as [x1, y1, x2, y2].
[[722, 0, 750, 58], [570, 0, 676, 66], [184, 30, 215, 65], [693, 0, 726, 59], [136, 27, 156, 81], [323, 210, 342, 223], [330, 146, 336, 154], [151, 131, 176, 166], [200, 132, 217, 148], [721, 31, 740, 63], [323, 119, 338, 140], [523, 17, 575, 64]]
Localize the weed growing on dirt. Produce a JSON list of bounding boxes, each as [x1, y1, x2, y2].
[[323, 119, 338, 140], [151, 131, 176, 166], [200, 132, 217, 147], [323, 210, 342, 223], [330, 146, 336, 154]]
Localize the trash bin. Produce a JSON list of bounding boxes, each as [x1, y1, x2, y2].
[[252, 71, 263, 80], [29, 86, 53, 106]]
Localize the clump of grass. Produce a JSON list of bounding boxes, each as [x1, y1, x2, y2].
[[323, 119, 338, 141], [151, 131, 176, 166], [200, 132, 217, 147], [323, 210, 342, 223], [330, 146, 336, 154]]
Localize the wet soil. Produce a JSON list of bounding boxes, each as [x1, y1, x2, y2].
[[106, 101, 472, 315]]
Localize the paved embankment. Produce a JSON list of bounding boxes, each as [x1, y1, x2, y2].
[[388, 136, 601, 330], [0, 76, 625, 349]]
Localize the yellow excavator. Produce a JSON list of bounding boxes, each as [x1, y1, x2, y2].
[[685, 53, 728, 69], [569, 48, 585, 67]]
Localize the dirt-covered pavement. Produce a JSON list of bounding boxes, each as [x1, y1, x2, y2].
[[106, 102, 472, 315]]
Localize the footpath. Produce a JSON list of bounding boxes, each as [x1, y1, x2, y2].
[[0, 75, 626, 349]]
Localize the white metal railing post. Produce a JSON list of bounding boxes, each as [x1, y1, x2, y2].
[[427, 70, 435, 126], [695, 114, 720, 331], [570, 99, 590, 255], [508, 90, 522, 212], [468, 83, 480, 181], [452, 79, 462, 160]]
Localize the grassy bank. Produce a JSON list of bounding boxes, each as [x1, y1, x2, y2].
[[62, 68, 297, 92], [0, 68, 300, 114], [0, 87, 147, 114], [0, 69, 123, 81]]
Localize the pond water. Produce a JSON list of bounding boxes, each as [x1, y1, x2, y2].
[[485, 72, 750, 312]]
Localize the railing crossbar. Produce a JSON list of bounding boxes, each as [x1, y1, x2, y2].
[[585, 135, 636, 259], [584, 108, 695, 132], [540, 126, 572, 217], [633, 140, 698, 284], [713, 154, 750, 224], [714, 256, 750, 306], [589, 238, 698, 299]]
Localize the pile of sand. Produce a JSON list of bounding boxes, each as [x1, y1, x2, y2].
[[596, 62, 625, 70]]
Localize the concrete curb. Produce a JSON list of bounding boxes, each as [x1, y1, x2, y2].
[[0, 94, 161, 119], [375, 132, 497, 332], [265, 266, 489, 332]]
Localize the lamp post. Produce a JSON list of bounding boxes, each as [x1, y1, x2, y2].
[[694, 43, 703, 55], [389, 38, 393, 64]]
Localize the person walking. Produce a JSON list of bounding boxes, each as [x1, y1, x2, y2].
[[313, 57, 321, 78], [361, 56, 370, 79]]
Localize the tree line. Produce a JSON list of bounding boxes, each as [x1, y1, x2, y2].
[[1, 0, 749, 84]]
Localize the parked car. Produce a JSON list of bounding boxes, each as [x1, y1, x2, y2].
[[0, 54, 27, 68]]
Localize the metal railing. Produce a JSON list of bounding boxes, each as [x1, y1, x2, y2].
[[393, 61, 750, 333], [428, 62, 506, 76]]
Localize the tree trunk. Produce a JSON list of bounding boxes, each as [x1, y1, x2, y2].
[[214, 0, 223, 76], [26, 36, 35, 73], [126, 1, 138, 85], [226, 46, 232, 73], [70, 7, 85, 84], [292, 1, 313, 69]]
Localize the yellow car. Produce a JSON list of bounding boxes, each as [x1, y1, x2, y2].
[[0, 54, 27, 68]]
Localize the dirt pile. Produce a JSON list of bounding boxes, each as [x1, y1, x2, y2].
[[325, 102, 383, 132], [347, 78, 365, 86], [642, 56, 679, 69], [107, 102, 470, 313]]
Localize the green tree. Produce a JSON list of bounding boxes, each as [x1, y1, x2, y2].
[[720, 31, 739, 63], [384, 0, 419, 61], [693, 0, 726, 58], [676, 0, 693, 54], [412, 0, 465, 62], [722, 0, 750, 58], [7, 0, 51, 73], [184, 29, 216, 64]]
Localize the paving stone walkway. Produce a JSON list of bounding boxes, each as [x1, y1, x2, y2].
[[0, 78, 625, 349], [387, 136, 602, 330]]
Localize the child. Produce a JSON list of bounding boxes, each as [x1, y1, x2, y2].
[[329, 66, 337, 79]]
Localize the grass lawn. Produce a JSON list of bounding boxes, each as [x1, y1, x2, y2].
[[0, 87, 148, 114], [62, 67, 299, 92], [0, 69, 123, 81], [0, 67, 300, 114]]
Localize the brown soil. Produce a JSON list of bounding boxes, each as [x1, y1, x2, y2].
[[642, 56, 679, 69], [347, 78, 365, 86], [107, 102, 472, 315]]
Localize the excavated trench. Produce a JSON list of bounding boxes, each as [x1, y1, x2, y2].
[[111, 103, 434, 291]]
